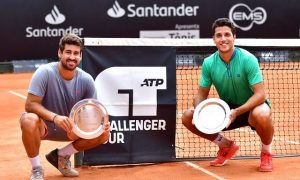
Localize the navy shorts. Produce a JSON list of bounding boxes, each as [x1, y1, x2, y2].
[[223, 100, 271, 131]]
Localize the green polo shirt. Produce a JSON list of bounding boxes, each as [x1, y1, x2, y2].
[[200, 47, 263, 105]]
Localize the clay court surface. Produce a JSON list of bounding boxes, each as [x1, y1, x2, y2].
[[1, 72, 300, 180]]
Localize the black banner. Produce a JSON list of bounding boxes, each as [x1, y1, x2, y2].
[[81, 46, 176, 164], [1, 0, 299, 60]]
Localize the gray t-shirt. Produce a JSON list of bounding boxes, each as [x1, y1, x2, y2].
[[28, 62, 96, 117]]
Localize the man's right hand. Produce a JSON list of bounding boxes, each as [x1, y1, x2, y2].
[[54, 115, 72, 133]]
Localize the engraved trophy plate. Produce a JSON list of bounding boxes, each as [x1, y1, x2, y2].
[[69, 99, 109, 139]]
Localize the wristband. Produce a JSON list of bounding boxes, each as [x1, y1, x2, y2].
[[52, 114, 58, 130]]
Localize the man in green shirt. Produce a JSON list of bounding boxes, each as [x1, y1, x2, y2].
[[181, 18, 274, 172]]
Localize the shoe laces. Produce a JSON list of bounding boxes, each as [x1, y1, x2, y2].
[[32, 167, 43, 178], [261, 152, 272, 164], [217, 147, 229, 157], [217, 141, 235, 157], [59, 155, 72, 169]]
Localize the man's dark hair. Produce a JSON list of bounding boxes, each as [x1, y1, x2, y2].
[[212, 18, 236, 36], [59, 33, 83, 52]]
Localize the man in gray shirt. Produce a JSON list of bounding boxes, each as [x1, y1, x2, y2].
[[20, 33, 110, 180]]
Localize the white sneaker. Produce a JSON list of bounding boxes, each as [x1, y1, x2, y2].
[[30, 166, 44, 180]]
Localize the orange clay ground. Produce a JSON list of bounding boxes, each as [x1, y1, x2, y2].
[[1, 72, 300, 180]]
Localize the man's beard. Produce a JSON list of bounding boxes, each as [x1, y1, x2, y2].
[[61, 60, 77, 71]]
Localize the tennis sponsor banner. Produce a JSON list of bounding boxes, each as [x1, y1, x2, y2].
[[1, 0, 300, 60], [81, 46, 176, 164], [140, 30, 199, 39]]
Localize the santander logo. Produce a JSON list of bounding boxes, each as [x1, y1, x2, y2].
[[45, 5, 66, 25], [107, 1, 125, 18]]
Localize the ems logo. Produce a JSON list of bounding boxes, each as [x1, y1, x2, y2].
[[229, 3, 267, 31]]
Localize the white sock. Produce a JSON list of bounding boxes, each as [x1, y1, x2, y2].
[[262, 143, 272, 153], [58, 143, 79, 157], [213, 134, 230, 148], [29, 155, 41, 168]]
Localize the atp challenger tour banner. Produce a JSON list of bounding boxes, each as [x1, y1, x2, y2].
[[1, 0, 300, 60], [81, 46, 176, 164]]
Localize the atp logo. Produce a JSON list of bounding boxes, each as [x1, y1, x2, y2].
[[95, 67, 167, 116], [107, 1, 125, 18], [45, 5, 65, 25], [229, 3, 267, 31]]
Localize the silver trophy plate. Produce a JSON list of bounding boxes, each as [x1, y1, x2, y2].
[[69, 98, 109, 139]]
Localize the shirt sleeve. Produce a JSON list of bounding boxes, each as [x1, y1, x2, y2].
[[199, 59, 212, 87], [28, 65, 48, 97], [83, 73, 97, 99], [246, 55, 263, 86]]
